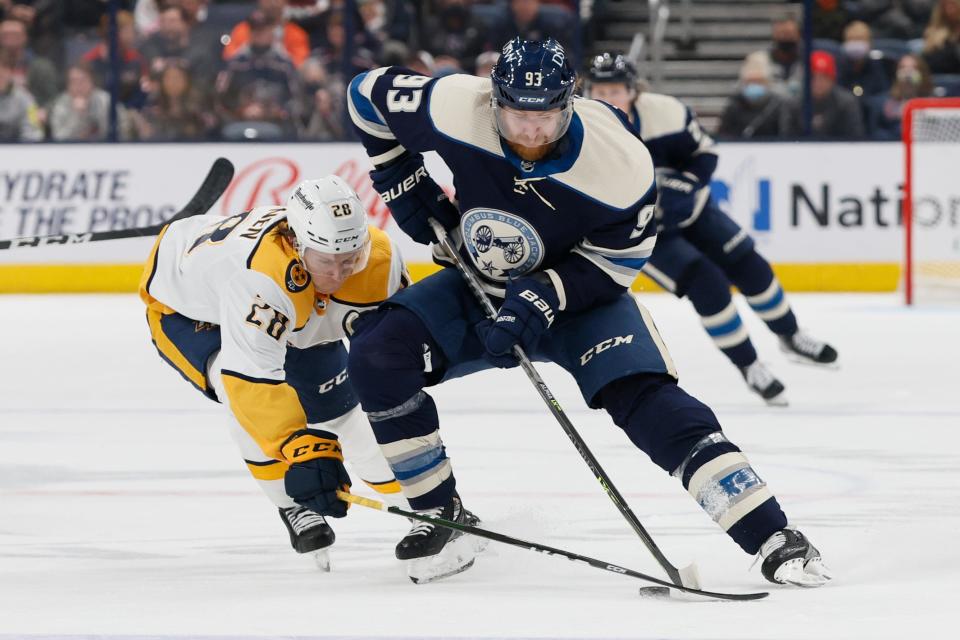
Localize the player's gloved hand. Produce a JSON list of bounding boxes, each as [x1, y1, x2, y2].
[[369, 152, 459, 245], [477, 274, 559, 368], [282, 431, 352, 518], [655, 169, 707, 229]]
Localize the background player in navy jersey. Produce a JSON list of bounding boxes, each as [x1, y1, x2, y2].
[[340, 37, 830, 586], [586, 53, 838, 406]]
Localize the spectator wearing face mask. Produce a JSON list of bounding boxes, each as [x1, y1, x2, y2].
[[768, 14, 803, 96], [717, 51, 791, 138], [837, 21, 892, 100], [923, 0, 960, 73], [865, 53, 935, 139], [785, 51, 865, 138]]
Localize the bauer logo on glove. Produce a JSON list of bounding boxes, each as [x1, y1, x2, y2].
[[518, 289, 555, 326]]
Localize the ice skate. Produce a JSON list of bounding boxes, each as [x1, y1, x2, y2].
[[279, 505, 335, 572], [780, 331, 839, 367], [396, 493, 487, 584], [759, 526, 831, 587], [740, 361, 788, 406]]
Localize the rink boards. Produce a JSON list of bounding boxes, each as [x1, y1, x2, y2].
[[1, 141, 954, 293]]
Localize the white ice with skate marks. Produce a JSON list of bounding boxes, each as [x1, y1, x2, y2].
[[0, 294, 958, 639]]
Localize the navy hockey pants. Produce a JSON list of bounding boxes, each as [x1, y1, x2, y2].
[[347, 268, 787, 554]]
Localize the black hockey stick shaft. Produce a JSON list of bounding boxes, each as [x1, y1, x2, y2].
[[339, 491, 767, 601], [0, 157, 235, 251], [427, 218, 687, 587]]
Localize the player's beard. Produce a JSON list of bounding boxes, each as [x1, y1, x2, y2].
[[506, 139, 557, 162]]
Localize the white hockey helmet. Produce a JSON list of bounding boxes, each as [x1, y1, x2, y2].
[[285, 176, 371, 288]]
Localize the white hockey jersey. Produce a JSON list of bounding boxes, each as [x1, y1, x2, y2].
[[139, 205, 407, 462]]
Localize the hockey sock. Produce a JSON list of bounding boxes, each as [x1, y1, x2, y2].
[[599, 374, 786, 554], [673, 432, 787, 555], [682, 259, 758, 369], [347, 308, 456, 510], [724, 251, 799, 336]]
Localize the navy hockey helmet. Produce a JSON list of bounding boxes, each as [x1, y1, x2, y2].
[[491, 37, 576, 145], [492, 37, 576, 111], [587, 53, 637, 88]]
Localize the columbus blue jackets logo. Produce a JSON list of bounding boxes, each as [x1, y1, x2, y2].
[[285, 260, 311, 293], [461, 208, 543, 280]]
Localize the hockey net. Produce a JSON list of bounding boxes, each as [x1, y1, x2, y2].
[[903, 98, 960, 304]]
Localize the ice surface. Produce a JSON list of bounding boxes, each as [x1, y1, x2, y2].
[[1, 293, 958, 639]]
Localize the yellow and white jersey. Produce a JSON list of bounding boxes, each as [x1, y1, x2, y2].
[[139, 206, 406, 462]]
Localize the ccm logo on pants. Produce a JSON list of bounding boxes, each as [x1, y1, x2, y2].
[[319, 370, 349, 394], [580, 335, 634, 366]]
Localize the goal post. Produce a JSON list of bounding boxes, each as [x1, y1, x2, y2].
[[902, 97, 960, 305]]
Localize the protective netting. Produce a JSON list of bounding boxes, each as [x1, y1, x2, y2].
[[907, 103, 960, 303]]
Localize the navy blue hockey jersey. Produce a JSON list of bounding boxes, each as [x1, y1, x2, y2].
[[626, 91, 718, 184], [348, 68, 658, 313]]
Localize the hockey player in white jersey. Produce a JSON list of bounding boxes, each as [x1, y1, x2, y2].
[[139, 175, 408, 569], [587, 53, 839, 406]]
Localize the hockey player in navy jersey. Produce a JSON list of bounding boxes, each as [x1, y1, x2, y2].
[[342, 37, 830, 586], [586, 53, 838, 406]]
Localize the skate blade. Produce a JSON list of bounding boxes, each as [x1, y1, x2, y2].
[[763, 393, 789, 407], [409, 558, 475, 584], [313, 549, 331, 572], [407, 533, 481, 584], [775, 557, 832, 588], [781, 352, 841, 370]]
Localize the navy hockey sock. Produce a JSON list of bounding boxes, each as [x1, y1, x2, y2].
[[723, 251, 799, 336], [599, 375, 787, 554], [674, 432, 787, 554], [347, 308, 456, 510], [681, 259, 758, 369]]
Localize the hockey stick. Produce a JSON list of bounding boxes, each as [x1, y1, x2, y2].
[[338, 491, 768, 601], [0, 157, 235, 251], [427, 218, 699, 591]]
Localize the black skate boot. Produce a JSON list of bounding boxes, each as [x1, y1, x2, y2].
[[396, 493, 485, 583], [740, 360, 788, 406], [759, 526, 831, 587], [780, 330, 838, 366], [279, 505, 335, 571]]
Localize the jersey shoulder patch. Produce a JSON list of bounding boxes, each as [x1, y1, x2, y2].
[[246, 220, 315, 329], [428, 74, 504, 156], [635, 92, 689, 140], [551, 98, 655, 210], [331, 226, 394, 307]]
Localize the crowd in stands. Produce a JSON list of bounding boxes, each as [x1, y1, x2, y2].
[[720, 1, 960, 140], [0, 0, 579, 142], [1, 0, 958, 142]]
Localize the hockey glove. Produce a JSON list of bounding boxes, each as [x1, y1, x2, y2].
[[655, 169, 708, 230], [477, 274, 559, 368], [282, 431, 351, 518], [370, 152, 459, 245]]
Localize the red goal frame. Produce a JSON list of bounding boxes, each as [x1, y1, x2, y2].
[[902, 97, 960, 305]]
